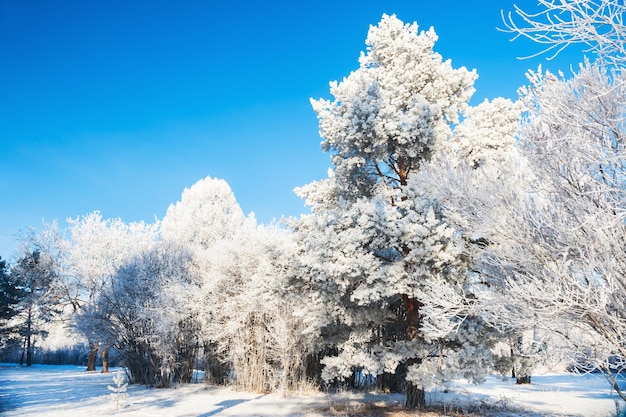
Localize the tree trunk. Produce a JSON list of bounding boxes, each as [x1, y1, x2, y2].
[[401, 296, 426, 409], [26, 307, 32, 367], [511, 338, 532, 384], [101, 346, 110, 373], [305, 350, 330, 388], [19, 332, 27, 366], [510, 343, 516, 378], [26, 336, 32, 367], [405, 381, 426, 409], [378, 361, 407, 393], [378, 371, 405, 393], [86, 342, 99, 372], [204, 342, 229, 385]]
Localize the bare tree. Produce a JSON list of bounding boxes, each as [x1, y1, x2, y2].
[[502, 0, 626, 66], [423, 61, 626, 399], [101, 242, 200, 387], [66, 211, 158, 372]]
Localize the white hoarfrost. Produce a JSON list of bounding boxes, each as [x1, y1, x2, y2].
[[421, 59, 626, 397], [162, 176, 312, 392], [290, 14, 503, 408], [161, 176, 253, 249]]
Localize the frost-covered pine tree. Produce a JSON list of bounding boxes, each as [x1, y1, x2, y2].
[[11, 248, 61, 367], [289, 14, 499, 409], [107, 370, 128, 411]]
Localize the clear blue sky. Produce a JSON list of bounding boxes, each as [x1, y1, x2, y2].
[[0, 0, 586, 260]]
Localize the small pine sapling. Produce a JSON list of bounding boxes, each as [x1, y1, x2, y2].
[[107, 370, 128, 411]]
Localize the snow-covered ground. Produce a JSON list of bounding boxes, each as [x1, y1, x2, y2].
[[0, 363, 623, 416]]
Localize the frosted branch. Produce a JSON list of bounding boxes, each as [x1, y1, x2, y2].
[[501, 0, 626, 66]]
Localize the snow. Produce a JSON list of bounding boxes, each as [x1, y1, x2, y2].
[[437, 373, 622, 416], [0, 364, 623, 416]]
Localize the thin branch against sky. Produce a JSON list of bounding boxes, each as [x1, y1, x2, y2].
[[501, 0, 626, 66]]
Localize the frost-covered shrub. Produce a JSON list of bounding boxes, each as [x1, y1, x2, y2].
[[162, 177, 314, 393], [100, 242, 201, 387]]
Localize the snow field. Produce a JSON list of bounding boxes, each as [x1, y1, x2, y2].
[[0, 364, 623, 416]]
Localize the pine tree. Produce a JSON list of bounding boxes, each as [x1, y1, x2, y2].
[[107, 370, 128, 411], [0, 257, 24, 349], [12, 250, 61, 366], [290, 14, 498, 409]]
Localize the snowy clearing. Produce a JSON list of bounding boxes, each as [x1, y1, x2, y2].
[[0, 364, 623, 416]]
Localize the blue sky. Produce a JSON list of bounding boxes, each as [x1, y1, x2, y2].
[[0, 0, 586, 260]]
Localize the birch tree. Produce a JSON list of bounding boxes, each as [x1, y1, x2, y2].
[[419, 97, 553, 384], [66, 211, 159, 372], [492, 62, 626, 397], [425, 61, 626, 398]]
